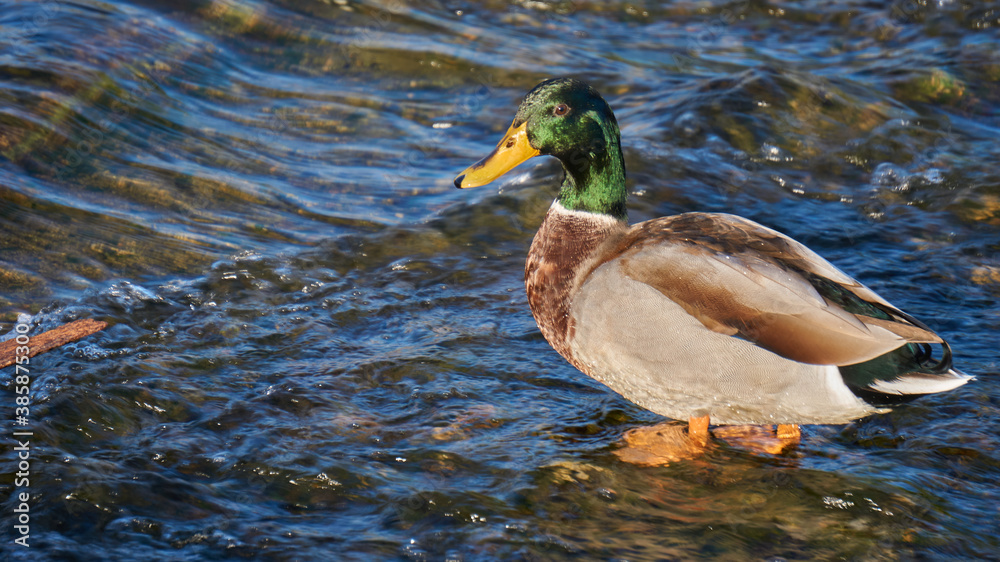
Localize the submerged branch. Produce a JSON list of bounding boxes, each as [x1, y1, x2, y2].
[[0, 319, 108, 369]]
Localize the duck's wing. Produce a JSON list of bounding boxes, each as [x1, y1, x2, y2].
[[612, 212, 944, 367]]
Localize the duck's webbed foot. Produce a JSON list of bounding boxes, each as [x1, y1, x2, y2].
[[614, 414, 713, 466], [711, 423, 801, 455]]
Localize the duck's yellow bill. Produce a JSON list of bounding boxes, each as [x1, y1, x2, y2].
[[454, 121, 540, 189]]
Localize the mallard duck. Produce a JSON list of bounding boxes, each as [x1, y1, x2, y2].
[[454, 78, 970, 448]]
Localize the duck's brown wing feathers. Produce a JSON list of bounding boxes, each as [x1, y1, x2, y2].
[[611, 212, 942, 366]]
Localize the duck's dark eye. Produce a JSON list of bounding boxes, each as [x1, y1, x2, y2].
[[553, 104, 570, 116]]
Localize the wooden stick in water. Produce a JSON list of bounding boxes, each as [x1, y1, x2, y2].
[[0, 318, 108, 369]]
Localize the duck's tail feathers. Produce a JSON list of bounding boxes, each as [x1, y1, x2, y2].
[[840, 340, 973, 405], [866, 368, 974, 396]]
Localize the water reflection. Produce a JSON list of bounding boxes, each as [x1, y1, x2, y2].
[[1, 0, 999, 559]]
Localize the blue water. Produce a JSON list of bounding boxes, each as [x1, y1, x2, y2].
[[1, 0, 999, 559]]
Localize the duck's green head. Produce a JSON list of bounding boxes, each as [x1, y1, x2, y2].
[[454, 78, 627, 219]]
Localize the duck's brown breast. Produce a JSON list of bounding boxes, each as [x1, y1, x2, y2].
[[524, 202, 627, 365]]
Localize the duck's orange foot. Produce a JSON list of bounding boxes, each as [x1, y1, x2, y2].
[[614, 415, 712, 466], [711, 423, 801, 455]]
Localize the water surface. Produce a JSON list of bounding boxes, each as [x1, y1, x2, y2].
[[1, 0, 999, 559]]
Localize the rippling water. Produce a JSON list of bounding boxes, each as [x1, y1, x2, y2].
[[1, 0, 999, 559]]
